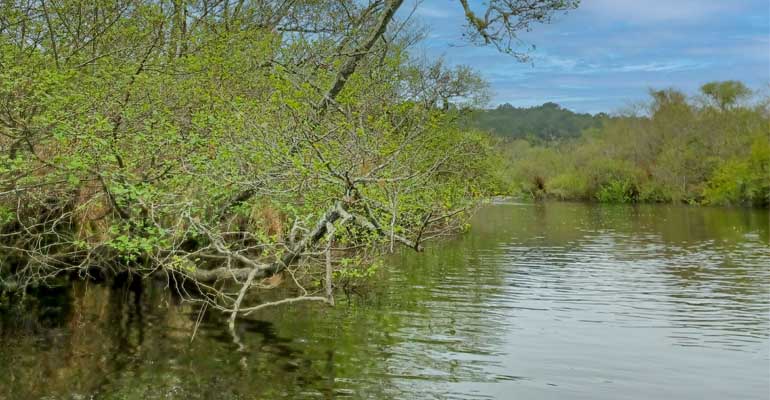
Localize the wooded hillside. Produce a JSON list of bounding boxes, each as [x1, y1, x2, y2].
[[465, 102, 605, 142]]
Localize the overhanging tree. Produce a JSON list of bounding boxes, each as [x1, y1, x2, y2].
[[0, 0, 578, 323]]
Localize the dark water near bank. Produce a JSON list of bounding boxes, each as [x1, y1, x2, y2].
[[1, 203, 769, 400]]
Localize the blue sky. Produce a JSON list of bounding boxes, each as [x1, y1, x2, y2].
[[403, 0, 770, 113]]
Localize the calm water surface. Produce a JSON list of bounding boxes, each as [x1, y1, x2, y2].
[[1, 202, 768, 399]]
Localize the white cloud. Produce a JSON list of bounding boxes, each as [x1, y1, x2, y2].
[[414, 5, 453, 18], [580, 0, 750, 23], [537, 54, 579, 70], [614, 61, 710, 73]]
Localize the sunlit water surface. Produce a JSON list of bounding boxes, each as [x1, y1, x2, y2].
[[1, 202, 768, 399]]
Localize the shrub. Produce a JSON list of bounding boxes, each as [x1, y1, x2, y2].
[[596, 179, 638, 203], [704, 135, 770, 206], [547, 172, 590, 200]]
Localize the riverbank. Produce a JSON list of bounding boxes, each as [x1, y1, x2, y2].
[[487, 83, 769, 208]]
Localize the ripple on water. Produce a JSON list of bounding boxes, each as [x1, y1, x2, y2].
[[377, 203, 769, 399], [1, 203, 767, 400]]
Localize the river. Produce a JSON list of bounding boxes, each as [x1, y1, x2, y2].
[[1, 202, 768, 399]]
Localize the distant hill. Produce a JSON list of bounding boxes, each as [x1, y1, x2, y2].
[[465, 102, 606, 141]]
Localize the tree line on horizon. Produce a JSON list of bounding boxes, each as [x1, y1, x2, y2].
[[465, 101, 605, 142], [475, 81, 769, 207]]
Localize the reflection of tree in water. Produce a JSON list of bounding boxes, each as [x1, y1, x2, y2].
[[472, 203, 769, 350], [0, 278, 146, 399], [372, 224, 514, 395], [0, 277, 349, 400], [1, 203, 767, 399], [0, 284, 73, 333]]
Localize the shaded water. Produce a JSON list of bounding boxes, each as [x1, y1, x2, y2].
[[1, 202, 768, 399]]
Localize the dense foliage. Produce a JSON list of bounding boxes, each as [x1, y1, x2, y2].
[[501, 82, 770, 206], [466, 101, 605, 142], [0, 0, 577, 320]]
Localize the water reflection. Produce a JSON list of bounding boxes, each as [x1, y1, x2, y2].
[[0, 202, 768, 399]]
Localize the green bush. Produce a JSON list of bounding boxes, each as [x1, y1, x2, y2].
[[638, 181, 673, 203], [596, 179, 638, 203], [704, 135, 770, 206], [547, 172, 590, 200]]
